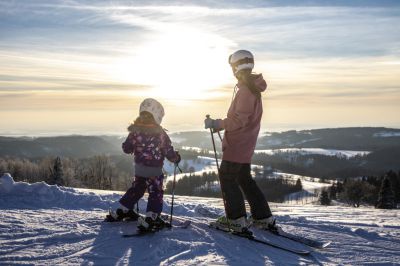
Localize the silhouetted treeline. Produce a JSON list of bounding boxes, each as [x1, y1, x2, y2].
[[328, 170, 399, 208], [0, 156, 131, 190], [252, 149, 400, 180], [256, 127, 400, 150], [165, 172, 221, 198], [165, 173, 303, 202], [255, 177, 303, 202]]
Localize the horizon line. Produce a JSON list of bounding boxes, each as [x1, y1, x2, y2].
[[1, 125, 399, 138]]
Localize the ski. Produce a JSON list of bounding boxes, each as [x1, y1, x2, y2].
[[273, 230, 331, 249], [255, 228, 331, 249], [122, 219, 191, 238], [209, 224, 310, 256]]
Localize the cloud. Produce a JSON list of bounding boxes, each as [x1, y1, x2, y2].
[[2, 1, 399, 59], [0, 0, 399, 132]]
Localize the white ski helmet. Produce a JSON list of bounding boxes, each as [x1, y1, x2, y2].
[[229, 50, 254, 75], [139, 98, 165, 125]]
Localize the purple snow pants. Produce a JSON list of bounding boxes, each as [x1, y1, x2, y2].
[[119, 174, 164, 214]]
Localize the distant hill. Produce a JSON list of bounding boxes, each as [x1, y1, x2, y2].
[[257, 127, 400, 151], [0, 127, 399, 158], [169, 127, 400, 151], [0, 136, 121, 158]]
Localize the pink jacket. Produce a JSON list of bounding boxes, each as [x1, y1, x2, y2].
[[217, 74, 267, 163]]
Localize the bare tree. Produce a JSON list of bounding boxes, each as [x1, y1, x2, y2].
[[87, 155, 116, 190]]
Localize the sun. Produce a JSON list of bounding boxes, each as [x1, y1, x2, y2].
[[110, 27, 234, 101]]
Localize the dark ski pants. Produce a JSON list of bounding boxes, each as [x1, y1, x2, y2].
[[119, 174, 164, 214], [219, 160, 272, 220]]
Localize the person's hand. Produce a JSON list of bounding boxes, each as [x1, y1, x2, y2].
[[204, 117, 217, 129], [174, 151, 181, 165]]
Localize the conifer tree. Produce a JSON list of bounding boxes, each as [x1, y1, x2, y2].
[[52, 156, 64, 186], [376, 176, 395, 209], [319, 190, 331, 205], [336, 180, 344, 194], [329, 184, 337, 200], [295, 178, 302, 191]]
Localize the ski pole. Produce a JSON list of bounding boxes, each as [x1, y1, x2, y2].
[[206, 115, 220, 170], [169, 163, 182, 225], [206, 115, 229, 229], [217, 131, 223, 142]]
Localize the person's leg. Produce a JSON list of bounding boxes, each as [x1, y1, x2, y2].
[[119, 176, 147, 210], [237, 164, 272, 219], [219, 160, 246, 219], [145, 174, 164, 214]]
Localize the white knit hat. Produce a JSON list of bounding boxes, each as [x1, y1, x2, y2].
[[139, 98, 165, 125]]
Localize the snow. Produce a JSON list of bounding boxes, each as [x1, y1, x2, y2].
[[255, 148, 370, 158], [170, 136, 186, 143], [163, 156, 266, 184], [163, 157, 219, 183], [373, 131, 400, 137], [162, 156, 332, 204], [1, 174, 400, 265], [0, 173, 14, 193]]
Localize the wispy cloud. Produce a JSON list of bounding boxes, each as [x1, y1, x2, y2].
[[0, 0, 399, 133]]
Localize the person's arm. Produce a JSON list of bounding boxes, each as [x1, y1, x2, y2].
[[160, 131, 180, 163], [122, 132, 136, 154]]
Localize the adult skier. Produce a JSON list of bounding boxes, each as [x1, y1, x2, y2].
[[204, 50, 278, 234]]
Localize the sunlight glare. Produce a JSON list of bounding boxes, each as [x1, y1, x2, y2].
[[111, 27, 233, 101]]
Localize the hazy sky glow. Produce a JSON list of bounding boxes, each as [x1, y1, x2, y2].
[[1, 0, 399, 135]]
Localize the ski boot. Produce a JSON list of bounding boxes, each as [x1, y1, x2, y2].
[[137, 212, 169, 232], [210, 216, 252, 236], [251, 216, 282, 234], [105, 205, 140, 222]]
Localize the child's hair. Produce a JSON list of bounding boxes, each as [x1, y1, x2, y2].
[[236, 69, 261, 99], [135, 111, 156, 124], [128, 111, 160, 131]]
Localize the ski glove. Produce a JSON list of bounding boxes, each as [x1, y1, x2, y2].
[[174, 151, 181, 164], [204, 117, 221, 130]]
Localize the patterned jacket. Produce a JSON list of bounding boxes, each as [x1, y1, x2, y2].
[[122, 124, 179, 168]]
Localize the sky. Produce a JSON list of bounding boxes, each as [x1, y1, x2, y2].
[[0, 0, 399, 135]]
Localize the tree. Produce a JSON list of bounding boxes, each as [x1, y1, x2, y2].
[[87, 155, 115, 190], [329, 184, 337, 200], [319, 190, 331, 205], [51, 156, 64, 186], [295, 178, 302, 191], [336, 180, 344, 194], [386, 170, 400, 204], [344, 180, 363, 207], [376, 176, 396, 209]]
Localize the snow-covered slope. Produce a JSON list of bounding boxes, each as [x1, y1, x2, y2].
[[1, 174, 399, 265]]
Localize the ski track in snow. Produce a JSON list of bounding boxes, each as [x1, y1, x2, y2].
[[1, 174, 400, 265]]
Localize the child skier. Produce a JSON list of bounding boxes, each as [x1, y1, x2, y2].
[[106, 98, 181, 231], [205, 50, 279, 234]]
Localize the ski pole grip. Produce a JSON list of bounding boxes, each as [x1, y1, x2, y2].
[[206, 114, 210, 119]]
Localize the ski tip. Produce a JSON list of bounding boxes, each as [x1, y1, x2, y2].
[[321, 241, 332, 248]]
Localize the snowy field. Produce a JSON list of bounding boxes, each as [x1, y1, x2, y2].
[[254, 148, 370, 158], [162, 156, 332, 204], [1, 174, 400, 266]]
